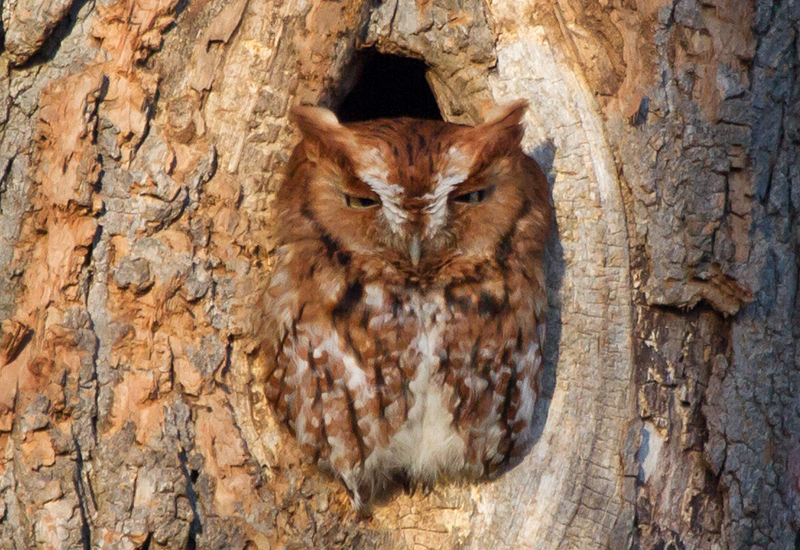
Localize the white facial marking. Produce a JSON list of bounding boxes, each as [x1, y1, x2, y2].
[[423, 145, 471, 237], [355, 148, 407, 234]]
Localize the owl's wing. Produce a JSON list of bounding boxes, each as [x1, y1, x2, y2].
[[442, 275, 544, 473], [259, 269, 417, 495]]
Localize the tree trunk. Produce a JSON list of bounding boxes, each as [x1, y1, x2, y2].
[[0, 0, 797, 548]]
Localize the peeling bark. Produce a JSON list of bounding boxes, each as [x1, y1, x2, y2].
[[0, 0, 797, 549]]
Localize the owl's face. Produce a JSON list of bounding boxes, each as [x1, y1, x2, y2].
[[280, 102, 546, 280]]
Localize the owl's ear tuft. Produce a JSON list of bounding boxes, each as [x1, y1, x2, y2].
[[477, 99, 528, 145], [455, 100, 528, 173], [484, 99, 528, 125], [290, 105, 342, 139], [290, 105, 359, 161]]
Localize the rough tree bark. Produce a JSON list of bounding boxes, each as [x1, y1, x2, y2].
[[0, 0, 797, 549]]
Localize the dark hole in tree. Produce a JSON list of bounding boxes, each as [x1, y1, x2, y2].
[[337, 52, 442, 122]]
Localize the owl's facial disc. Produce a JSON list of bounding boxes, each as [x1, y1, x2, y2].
[[289, 101, 532, 271]]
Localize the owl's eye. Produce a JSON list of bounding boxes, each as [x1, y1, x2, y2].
[[345, 195, 380, 208], [453, 188, 488, 205]]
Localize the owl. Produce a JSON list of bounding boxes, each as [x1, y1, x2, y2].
[[254, 100, 551, 509]]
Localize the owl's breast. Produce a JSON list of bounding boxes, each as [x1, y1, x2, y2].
[[261, 266, 543, 492]]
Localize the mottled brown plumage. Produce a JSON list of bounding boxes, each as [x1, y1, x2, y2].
[[254, 101, 551, 508]]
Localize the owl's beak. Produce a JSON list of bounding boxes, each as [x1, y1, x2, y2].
[[409, 234, 421, 267]]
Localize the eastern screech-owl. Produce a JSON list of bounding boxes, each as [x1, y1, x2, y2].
[[255, 100, 551, 508]]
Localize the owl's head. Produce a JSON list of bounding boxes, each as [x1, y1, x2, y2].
[[278, 101, 550, 279]]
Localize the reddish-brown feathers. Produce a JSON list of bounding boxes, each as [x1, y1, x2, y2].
[[254, 101, 551, 508]]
